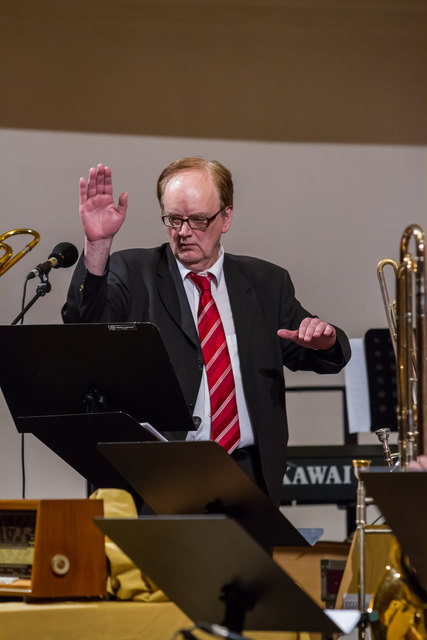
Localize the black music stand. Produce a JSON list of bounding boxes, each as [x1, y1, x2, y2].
[[97, 440, 320, 548], [95, 515, 360, 635], [18, 413, 164, 490], [362, 470, 427, 591], [364, 329, 397, 431], [0, 323, 195, 489]]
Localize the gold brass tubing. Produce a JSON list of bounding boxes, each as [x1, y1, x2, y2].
[[376, 258, 399, 358], [353, 458, 372, 640], [377, 225, 426, 469], [0, 242, 13, 267], [396, 224, 426, 466], [371, 226, 426, 640], [0, 229, 40, 276], [374, 428, 394, 468]]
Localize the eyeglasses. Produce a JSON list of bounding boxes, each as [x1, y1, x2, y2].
[[161, 208, 224, 230]]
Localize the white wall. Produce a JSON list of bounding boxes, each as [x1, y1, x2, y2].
[[0, 129, 425, 538]]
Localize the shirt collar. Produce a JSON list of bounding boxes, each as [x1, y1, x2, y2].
[[176, 246, 225, 287]]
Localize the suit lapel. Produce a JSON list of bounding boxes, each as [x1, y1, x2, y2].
[[223, 255, 258, 369], [156, 245, 200, 348], [155, 247, 258, 359]]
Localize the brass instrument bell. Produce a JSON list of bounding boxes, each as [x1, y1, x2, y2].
[[0, 229, 40, 276]]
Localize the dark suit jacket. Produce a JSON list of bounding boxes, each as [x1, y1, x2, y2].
[[62, 243, 351, 505]]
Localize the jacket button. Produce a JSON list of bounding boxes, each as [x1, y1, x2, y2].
[[197, 359, 203, 370]]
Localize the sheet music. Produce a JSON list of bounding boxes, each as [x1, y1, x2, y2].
[[139, 422, 169, 442], [344, 338, 371, 433]]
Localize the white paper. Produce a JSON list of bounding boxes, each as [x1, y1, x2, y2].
[[139, 422, 169, 442], [324, 609, 361, 634], [344, 338, 371, 433]]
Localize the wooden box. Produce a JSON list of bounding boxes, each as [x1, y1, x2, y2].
[[0, 499, 107, 599]]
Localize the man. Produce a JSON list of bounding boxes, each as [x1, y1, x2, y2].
[[63, 158, 351, 506]]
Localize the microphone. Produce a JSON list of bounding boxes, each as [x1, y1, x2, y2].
[[26, 242, 79, 280]]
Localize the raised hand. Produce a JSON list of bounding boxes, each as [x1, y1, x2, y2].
[[79, 164, 128, 275], [278, 317, 336, 351], [80, 164, 128, 242]]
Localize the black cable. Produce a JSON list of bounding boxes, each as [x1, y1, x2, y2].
[[19, 277, 29, 498], [181, 632, 199, 640], [21, 434, 26, 499], [170, 627, 199, 640], [20, 277, 29, 325]]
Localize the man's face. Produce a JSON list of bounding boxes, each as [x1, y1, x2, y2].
[[162, 169, 233, 273]]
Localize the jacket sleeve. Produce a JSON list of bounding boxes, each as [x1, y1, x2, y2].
[[62, 252, 131, 323]]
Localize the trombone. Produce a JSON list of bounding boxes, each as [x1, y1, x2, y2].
[[0, 229, 40, 276], [351, 225, 427, 640], [376, 223, 426, 468], [367, 224, 427, 640]]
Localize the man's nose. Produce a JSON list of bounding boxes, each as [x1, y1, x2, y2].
[[178, 220, 192, 235]]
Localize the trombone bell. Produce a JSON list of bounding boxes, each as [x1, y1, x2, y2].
[[0, 229, 40, 276]]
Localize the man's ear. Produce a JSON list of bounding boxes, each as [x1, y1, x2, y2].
[[221, 206, 233, 233]]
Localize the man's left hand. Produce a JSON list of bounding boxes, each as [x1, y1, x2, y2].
[[278, 317, 336, 350]]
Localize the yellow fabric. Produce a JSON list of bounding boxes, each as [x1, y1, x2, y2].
[[90, 488, 168, 602], [0, 600, 306, 640]]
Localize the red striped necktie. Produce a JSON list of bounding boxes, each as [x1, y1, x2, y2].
[[188, 272, 241, 454]]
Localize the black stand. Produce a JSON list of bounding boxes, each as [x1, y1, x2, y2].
[[98, 440, 321, 548], [0, 323, 196, 490], [0, 322, 195, 429], [364, 328, 397, 431], [11, 276, 52, 326], [17, 412, 164, 490], [95, 514, 360, 635], [362, 470, 427, 591], [0, 322, 360, 634]]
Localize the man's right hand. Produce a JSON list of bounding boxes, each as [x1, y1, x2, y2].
[[80, 164, 128, 275]]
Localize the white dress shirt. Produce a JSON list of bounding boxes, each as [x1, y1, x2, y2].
[[176, 248, 255, 447]]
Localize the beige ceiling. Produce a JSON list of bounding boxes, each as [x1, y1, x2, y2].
[[1, 0, 426, 144]]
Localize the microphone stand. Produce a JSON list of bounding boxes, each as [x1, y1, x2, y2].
[[11, 274, 51, 326], [11, 273, 52, 500]]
